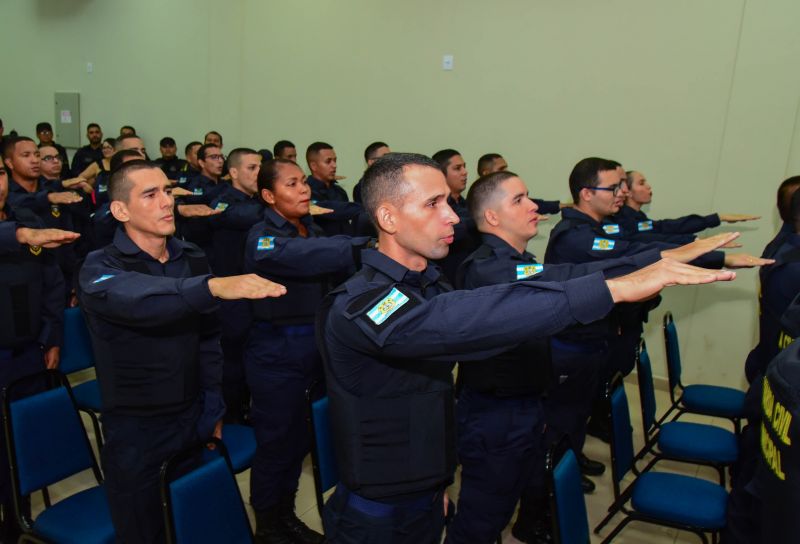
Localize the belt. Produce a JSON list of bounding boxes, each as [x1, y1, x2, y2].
[[253, 321, 315, 337], [335, 486, 438, 518], [551, 338, 607, 354]]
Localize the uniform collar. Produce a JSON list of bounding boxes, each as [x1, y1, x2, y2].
[[562, 206, 602, 227], [307, 175, 339, 191], [361, 248, 442, 286], [112, 227, 184, 261], [480, 233, 536, 261], [262, 207, 313, 230], [9, 176, 39, 193]]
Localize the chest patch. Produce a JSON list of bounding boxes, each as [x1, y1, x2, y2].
[[256, 236, 275, 251], [637, 220, 653, 231], [516, 263, 544, 280], [214, 202, 229, 212], [602, 223, 620, 235], [592, 237, 615, 251]]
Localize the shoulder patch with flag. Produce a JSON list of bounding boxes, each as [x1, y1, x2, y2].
[[93, 274, 115, 284], [192, 188, 203, 196], [602, 223, 620, 235], [256, 236, 275, 251], [367, 288, 410, 326], [516, 263, 544, 280], [637, 220, 653, 232], [592, 237, 615, 251], [214, 202, 229, 212]]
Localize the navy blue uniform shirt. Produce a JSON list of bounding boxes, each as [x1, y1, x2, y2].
[[71, 145, 103, 177], [615, 204, 720, 237]]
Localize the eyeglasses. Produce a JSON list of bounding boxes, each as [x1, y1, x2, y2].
[[587, 183, 623, 196], [205, 154, 225, 161], [41, 155, 62, 162]]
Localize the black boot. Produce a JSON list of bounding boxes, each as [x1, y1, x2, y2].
[[255, 506, 293, 544], [510, 495, 553, 544], [278, 492, 325, 544]]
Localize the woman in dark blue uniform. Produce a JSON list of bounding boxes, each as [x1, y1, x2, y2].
[[243, 159, 370, 544]]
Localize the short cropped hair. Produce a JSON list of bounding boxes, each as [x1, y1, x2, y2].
[[119, 125, 136, 135], [197, 143, 220, 161], [227, 147, 259, 169], [257, 158, 298, 194], [115, 134, 142, 151], [87, 123, 101, 131], [273, 140, 295, 157], [467, 171, 519, 226], [185, 141, 202, 155], [306, 141, 333, 163], [110, 149, 146, 173], [361, 153, 441, 228], [477, 153, 503, 176], [364, 141, 389, 162], [108, 159, 159, 203], [2, 136, 35, 159], [568, 157, 620, 203], [778, 176, 800, 223], [159, 136, 176, 147], [204, 130, 223, 146], [431, 149, 461, 174], [35, 122, 52, 133]]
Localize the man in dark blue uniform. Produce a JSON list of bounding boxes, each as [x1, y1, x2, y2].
[[306, 141, 361, 236], [431, 148, 480, 284], [317, 152, 737, 544], [176, 141, 202, 185], [178, 143, 226, 255], [34, 122, 70, 178], [476, 152, 567, 216], [244, 158, 371, 544], [70, 123, 104, 177], [274, 140, 297, 162], [452, 171, 674, 543], [615, 169, 759, 241], [0, 162, 71, 541], [78, 161, 286, 544], [352, 142, 390, 205], [208, 148, 264, 423], [154, 137, 187, 181]]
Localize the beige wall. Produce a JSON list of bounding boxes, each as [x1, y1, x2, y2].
[[3, 0, 799, 387]]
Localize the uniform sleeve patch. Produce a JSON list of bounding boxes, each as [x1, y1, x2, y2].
[[602, 223, 620, 234], [256, 236, 275, 251], [214, 202, 229, 212], [92, 274, 115, 284], [192, 188, 204, 196], [366, 287, 409, 325], [637, 220, 653, 231], [592, 237, 616, 251], [516, 263, 544, 280], [98, 183, 108, 193]]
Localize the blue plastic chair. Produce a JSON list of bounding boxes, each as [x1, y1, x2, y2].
[[161, 438, 253, 544], [201, 423, 256, 474], [547, 445, 590, 544], [594, 378, 727, 544], [635, 339, 738, 485], [3, 370, 115, 544], [663, 312, 745, 434], [305, 381, 338, 520], [60, 307, 104, 448]]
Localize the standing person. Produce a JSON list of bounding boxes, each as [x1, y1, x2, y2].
[[318, 152, 737, 544], [244, 158, 370, 544], [34, 122, 69, 177], [71, 123, 104, 177], [79, 161, 286, 543]]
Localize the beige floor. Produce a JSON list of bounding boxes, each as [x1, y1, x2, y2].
[[34, 378, 731, 543]]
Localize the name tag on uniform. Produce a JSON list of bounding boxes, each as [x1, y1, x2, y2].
[[602, 224, 620, 234], [637, 220, 653, 231], [516, 263, 544, 280], [93, 274, 115, 284], [214, 202, 229, 212], [192, 188, 204, 196], [367, 288, 409, 326], [592, 237, 615, 251], [256, 236, 275, 251]]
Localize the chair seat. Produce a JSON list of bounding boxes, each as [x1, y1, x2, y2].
[[658, 421, 739, 464], [33, 485, 115, 544], [73, 380, 103, 412], [202, 424, 256, 473], [681, 384, 745, 418], [631, 472, 727, 529]]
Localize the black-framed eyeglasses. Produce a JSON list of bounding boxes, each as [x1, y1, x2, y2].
[[587, 183, 623, 196], [41, 155, 62, 162]]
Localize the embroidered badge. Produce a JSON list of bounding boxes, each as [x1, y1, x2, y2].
[[28, 245, 42, 256], [192, 188, 204, 196], [516, 263, 544, 280], [366, 288, 410, 326], [214, 202, 229, 212], [637, 220, 653, 231], [602, 224, 620, 234], [92, 274, 114, 284], [256, 236, 275, 251], [98, 183, 107, 193], [50, 205, 61, 218], [592, 237, 615, 251], [178, 176, 188, 185]]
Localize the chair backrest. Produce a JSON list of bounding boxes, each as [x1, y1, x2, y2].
[[662, 312, 683, 400], [162, 442, 252, 544], [635, 339, 658, 438], [548, 448, 590, 544], [3, 371, 100, 497], [608, 381, 635, 499], [60, 307, 95, 374], [310, 395, 339, 494]]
